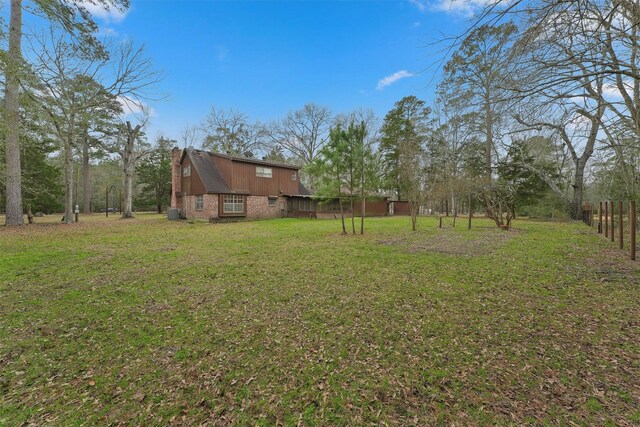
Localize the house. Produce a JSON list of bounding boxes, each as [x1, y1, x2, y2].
[[171, 147, 312, 221]]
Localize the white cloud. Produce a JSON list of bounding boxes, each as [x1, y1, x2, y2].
[[431, 0, 496, 17], [97, 27, 119, 38], [118, 96, 156, 118], [602, 81, 634, 100], [409, 0, 427, 11], [410, 0, 496, 18], [413, 21, 422, 28], [80, 1, 129, 24], [376, 70, 415, 90]]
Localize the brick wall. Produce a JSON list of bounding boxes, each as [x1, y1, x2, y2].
[[182, 194, 288, 221], [171, 147, 182, 209], [183, 194, 218, 221], [246, 196, 286, 220]]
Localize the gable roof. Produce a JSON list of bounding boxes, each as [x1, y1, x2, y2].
[[184, 148, 232, 194], [180, 147, 308, 195]]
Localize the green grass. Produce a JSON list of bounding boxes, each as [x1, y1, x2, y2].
[[1, 213, 639, 425]]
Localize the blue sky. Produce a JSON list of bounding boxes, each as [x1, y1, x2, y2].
[[12, 0, 477, 143]]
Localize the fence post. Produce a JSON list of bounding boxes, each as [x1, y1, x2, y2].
[[598, 202, 603, 234], [631, 201, 636, 261], [618, 201, 623, 249], [610, 201, 615, 242], [605, 201, 609, 238]]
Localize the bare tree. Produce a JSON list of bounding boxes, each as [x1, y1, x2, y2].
[[181, 123, 201, 148], [3, 0, 130, 226], [118, 119, 148, 218], [440, 22, 518, 226], [268, 103, 333, 164], [509, 2, 610, 218], [28, 31, 160, 223], [201, 107, 266, 157]]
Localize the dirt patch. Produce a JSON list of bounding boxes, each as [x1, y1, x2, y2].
[[588, 245, 640, 286], [379, 227, 518, 256]]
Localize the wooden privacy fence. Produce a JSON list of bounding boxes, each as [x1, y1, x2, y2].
[[583, 201, 637, 260]]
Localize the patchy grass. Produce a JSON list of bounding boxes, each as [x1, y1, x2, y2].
[[1, 213, 639, 426]]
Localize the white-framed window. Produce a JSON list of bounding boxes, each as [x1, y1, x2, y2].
[[256, 166, 272, 178], [195, 195, 204, 210], [182, 165, 191, 177], [223, 194, 244, 214], [268, 197, 277, 207], [292, 172, 297, 181]]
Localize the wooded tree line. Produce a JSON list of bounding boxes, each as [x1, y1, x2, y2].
[[183, 0, 639, 230], [1, 0, 163, 225], [439, 0, 640, 223], [3, 0, 638, 228]]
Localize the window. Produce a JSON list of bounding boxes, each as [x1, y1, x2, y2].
[[223, 195, 244, 214], [195, 195, 204, 210], [297, 198, 315, 212], [292, 172, 297, 181], [268, 197, 277, 207], [256, 166, 272, 178], [182, 165, 191, 177]]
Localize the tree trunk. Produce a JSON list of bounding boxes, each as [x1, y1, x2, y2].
[[121, 122, 142, 219], [410, 201, 417, 231], [122, 168, 134, 218], [484, 93, 493, 181], [468, 193, 473, 230], [4, 0, 23, 226], [26, 206, 34, 224], [451, 195, 456, 217], [82, 137, 91, 214], [63, 142, 75, 224], [338, 196, 346, 235], [157, 203, 162, 214], [571, 164, 586, 220], [360, 195, 365, 235], [350, 196, 355, 234]]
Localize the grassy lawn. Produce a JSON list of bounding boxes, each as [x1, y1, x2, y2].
[[1, 214, 639, 425]]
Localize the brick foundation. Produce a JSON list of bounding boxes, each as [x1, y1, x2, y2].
[[180, 194, 287, 221], [246, 196, 287, 220], [183, 194, 219, 221]]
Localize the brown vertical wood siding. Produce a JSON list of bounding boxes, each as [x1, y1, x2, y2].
[[182, 157, 206, 195], [229, 161, 298, 196], [392, 201, 410, 215], [182, 157, 191, 195], [181, 150, 301, 198], [353, 200, 389, 217], [212, 156, 233, 186]]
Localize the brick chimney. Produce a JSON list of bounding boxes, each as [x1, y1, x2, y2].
[[171, 146, 182, 208]]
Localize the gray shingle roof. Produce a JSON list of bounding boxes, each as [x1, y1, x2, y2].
[[185, 148, 232, 194]]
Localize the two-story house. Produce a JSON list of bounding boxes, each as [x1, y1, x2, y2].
[[170, 147, 312, 221]]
